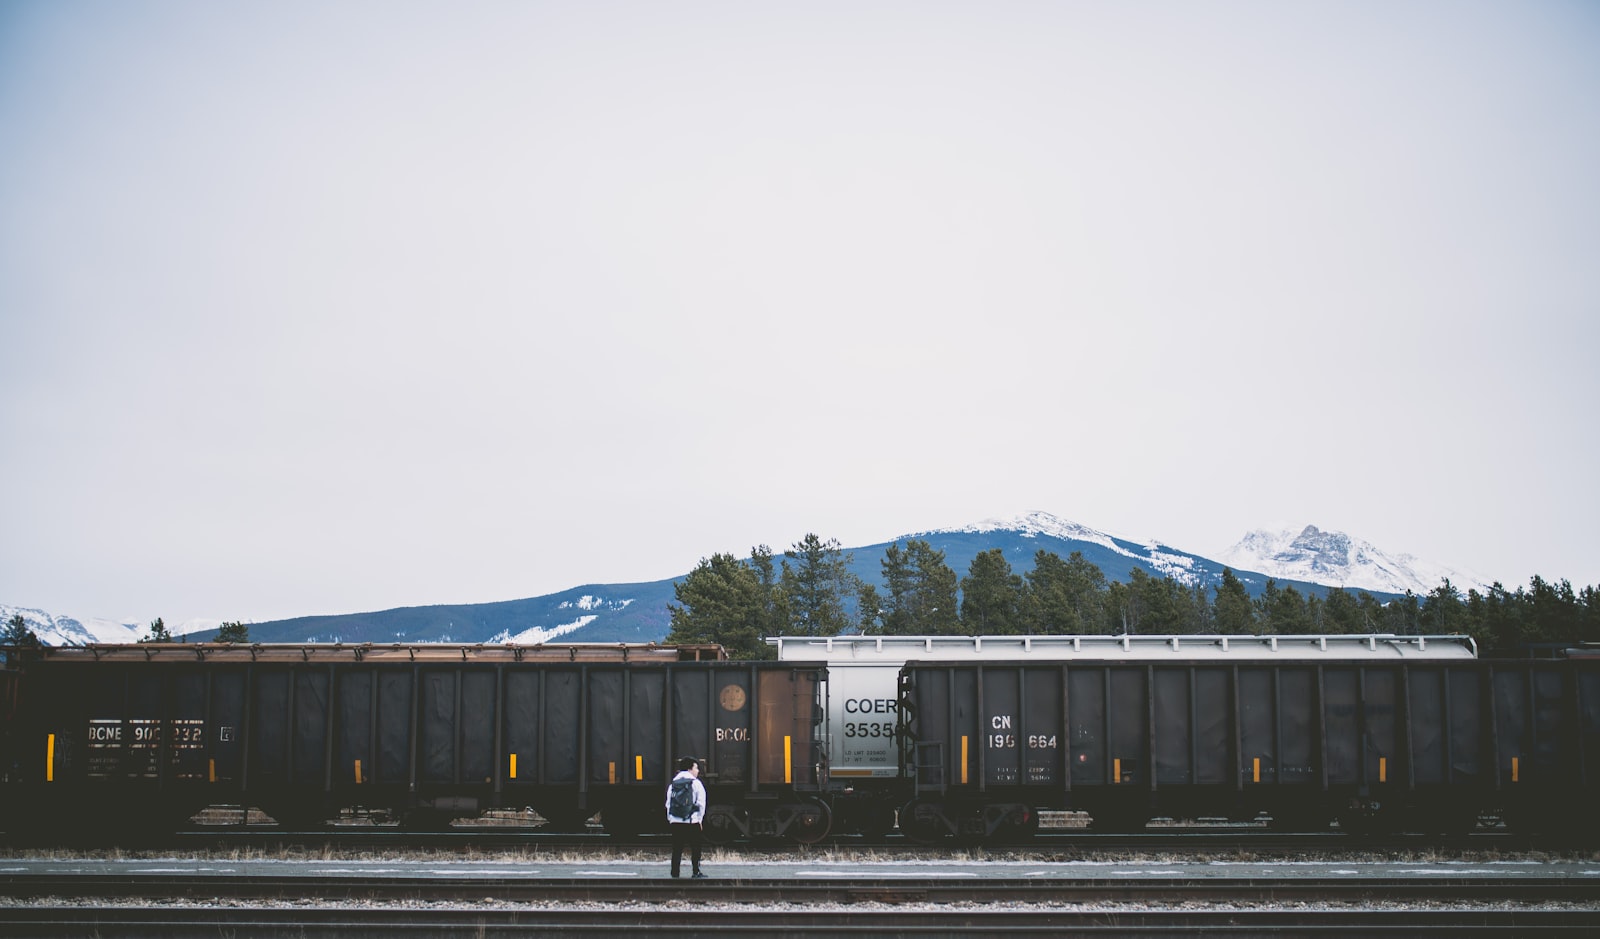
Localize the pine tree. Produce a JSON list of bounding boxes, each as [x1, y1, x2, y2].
[[1374, 591, 1422, 635], [1579, 584, 1600, 644], [748, 545, 788, 640], [139, 617, 173, 643], [1527, 576, 1581, 642], [665, 553, 772, 658], [1256, 581, 1313, 634], [3, 613, 42, 662], [879, 543, 915, 634], [780, 534, 860, 637], [1212, 569, 1255, 633], [1024, 551, 1112, 634], [216, 621, 250, 643], [960, 548, 1023, 635], [1318, 587, 1367, 634], [1191, 582, 1216, 634], [1419, 580, 1467, 637], [879, 539, 960, 635], [1137, 571, 1202, 634], [857, 583, 884, 634]]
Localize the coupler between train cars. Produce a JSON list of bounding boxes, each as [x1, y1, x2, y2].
[[397, 794, 481, 831], [826, 789, 900, 838]]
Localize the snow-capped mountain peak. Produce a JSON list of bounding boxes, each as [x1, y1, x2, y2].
[[0, 605, 144, 646], [1218, 525, 1488, 596], [944, 511, 1120, 550], [917, 511, 1201, 585], [0, 605, 224, 646]]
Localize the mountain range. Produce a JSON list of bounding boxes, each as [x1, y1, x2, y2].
[[4, 512, 1489, 647]]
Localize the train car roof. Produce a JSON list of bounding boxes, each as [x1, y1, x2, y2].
[[768, 634, 1477, 661], [15, 642, 728, 664]]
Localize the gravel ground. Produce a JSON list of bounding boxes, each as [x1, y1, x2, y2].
[[5, 846, 1598, 913], [5, 844, 1599, 864]]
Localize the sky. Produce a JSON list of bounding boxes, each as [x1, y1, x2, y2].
[[2, 1, 1597, 627]]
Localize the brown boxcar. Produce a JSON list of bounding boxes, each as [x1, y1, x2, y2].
[[0, 644, 829, 844]]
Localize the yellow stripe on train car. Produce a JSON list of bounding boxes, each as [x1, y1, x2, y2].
[[636, 755, 644, 781], [46, 734, 55, 782], [784, 736, 792, 784], [509, 753, 517, 780]]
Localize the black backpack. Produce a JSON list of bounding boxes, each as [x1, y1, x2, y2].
[[668, 777, 696, 819]]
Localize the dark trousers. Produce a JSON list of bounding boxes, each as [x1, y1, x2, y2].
[[669, 822, 702, 875]]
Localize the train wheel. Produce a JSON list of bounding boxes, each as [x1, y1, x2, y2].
[[988, 805, 1040, 843], [898, 799, 951, 843], [777, 799, 832, 845], [704, 805, 748, 844]]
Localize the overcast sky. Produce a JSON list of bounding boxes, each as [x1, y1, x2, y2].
[[2, 1, 1596, 626]]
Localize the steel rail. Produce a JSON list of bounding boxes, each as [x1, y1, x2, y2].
[[1, 905, 1596, 937], [129, 825, 1530, 854], [2, 872, 1596, 905]]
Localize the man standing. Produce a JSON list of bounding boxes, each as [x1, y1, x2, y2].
[[665, 756, 708, 879]]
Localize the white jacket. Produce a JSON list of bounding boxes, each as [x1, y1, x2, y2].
[[664, 770, 707, 824]]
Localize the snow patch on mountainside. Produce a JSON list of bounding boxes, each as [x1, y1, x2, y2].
[[492, 615, 599, 645], [484, 594, 635, 644], [560, 595, 632, 612], [1219, 525, 1489, 596], [946, 511, 1123, 551], [933, 511, 1203, 585]]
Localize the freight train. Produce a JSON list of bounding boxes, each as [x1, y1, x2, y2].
[[2, 635, 1597, 845], [0, 642, 831, 844], [768, 633, 1495, 838], [894, 648, 1600, 841]]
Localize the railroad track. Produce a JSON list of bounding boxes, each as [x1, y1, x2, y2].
[[3, 871, 1596, 905], [4, 906, 1597, 937], [91, 824, 1536, 854], [2, 873, 1596, 937]]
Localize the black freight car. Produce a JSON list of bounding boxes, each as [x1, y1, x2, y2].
[[775, 633, 1476, 836], [898, 656, 1600, 841], [0, 643, 831, 844]]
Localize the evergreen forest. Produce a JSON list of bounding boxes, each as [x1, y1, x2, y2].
[[664, 535, 1600, 660]]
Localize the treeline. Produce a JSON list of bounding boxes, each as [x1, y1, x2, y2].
[[0, 616, 251, 655], [663, 534, 1600, 660], [136, 618, 250, 643]]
